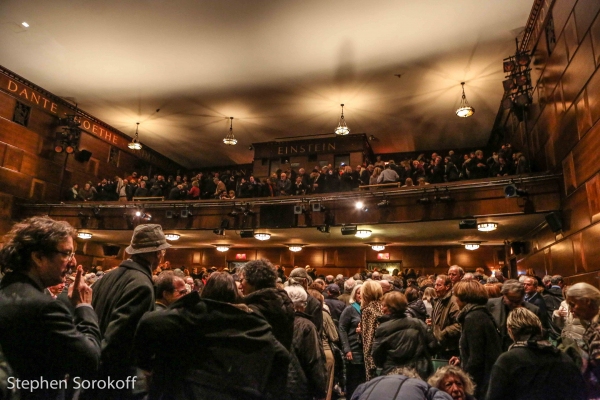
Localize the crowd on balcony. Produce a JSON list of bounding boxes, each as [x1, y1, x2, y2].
[[65, 144, 530, 202]]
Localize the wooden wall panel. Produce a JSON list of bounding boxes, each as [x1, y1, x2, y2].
[[563, 184, 590, 234], [0, 118, 41, 154], [554, 106, 577, 162], [545, 35, 569, 91], [293, 248, 324, 268], [573, 0, 600, 41], [0, 168, 30, 198], [573, 121, 600, 185], [550, 238, 575, 276], [256, 248, 283, 265], [336, 247, 365, 268], [3, 146, 23, 171], [581, 222, 600, 273], [575, 89, 593, 138], [588, 68, 600, 125], [586, 174, 600, 222], [552, 0, 577, 38], [564, 13, 579, 61], [562, 34, 595, 108], [0, 93, 15, 120], [593, 13, 600, 66], [518, 250, 547, 277], [27, 108, 55, 138], [202, 249, 227, 268]]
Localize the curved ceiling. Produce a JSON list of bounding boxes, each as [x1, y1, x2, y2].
[[0, 0, 533, 168]]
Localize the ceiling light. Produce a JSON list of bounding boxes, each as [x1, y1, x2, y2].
[[215, 245, 230, 252], [254, 233, 271, 241], [456, 82, 475, 118], [371, 244, 385, 251], [334, 104, 350, 135], [355, 201, 364, 209], [128, 122, 142, 150], [22, 22, 29, 28], [477, 223, 498, 232], [165, 234, 180, 241], [464, 242, 480, 251], [77, 232, 92, 240], [288, 245, 303, 252], [355, 230, 372, 239], [223, 117, 237, 145]]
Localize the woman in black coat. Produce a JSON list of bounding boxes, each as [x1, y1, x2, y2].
[[449, 280, 502, 400], [372, 291, 438, 379], [338, 284, 366, 398]]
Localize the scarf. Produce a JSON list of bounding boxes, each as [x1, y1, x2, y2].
[[352, 302, 361, 315]]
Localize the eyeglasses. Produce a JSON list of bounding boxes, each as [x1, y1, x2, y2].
[[54, 250, 75, 262]]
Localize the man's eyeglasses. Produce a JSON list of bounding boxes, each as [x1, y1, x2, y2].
[[54, 250, 75, 262]]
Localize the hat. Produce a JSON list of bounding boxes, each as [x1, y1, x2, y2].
[[125, 224, 171, 254], [289, 267, 309, 279], [326, 284, 340, 295]]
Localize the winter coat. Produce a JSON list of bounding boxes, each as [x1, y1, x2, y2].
[[286, 312, 328, 400], [430, 291, 461, 356], [339, 304, 364, 364], [91, 258, 155, 383], [372, 313, 437, 379], [324, 297, 346, 324], [351, 375, 452, 400], [486, 297, 542, 351], [134, 294, 290, 400], [406, 299, 428, 321], [457, 304, 502, 399], [242, 287, 295, 350]]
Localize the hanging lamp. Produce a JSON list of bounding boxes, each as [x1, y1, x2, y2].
[[128, 122, 143, 150], [223, 117, 237, 145], [335, 104, 350, 135], [456, 82, 475, 118]]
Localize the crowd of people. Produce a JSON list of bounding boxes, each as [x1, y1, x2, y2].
[[1, 218, 593, 400], [65, 144, 531, 202]]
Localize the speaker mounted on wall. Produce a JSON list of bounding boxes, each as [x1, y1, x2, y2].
[[545, 212, 563, 233], [74, 149, 92, 162]]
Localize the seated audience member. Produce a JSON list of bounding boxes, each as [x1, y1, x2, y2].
[[485, 307, 585, 400], [284, 285, 328, 400], [351, 369, 452, 400], [154, 271, 187, 310], [428, 365, 476, 400], [372, 291, 437, 379], [134, 272, 289, 400]]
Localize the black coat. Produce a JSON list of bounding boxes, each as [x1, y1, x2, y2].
[[0, 272, 101, 398], [339, 305, 363, 364], [485, 342, 586, 400], [486, 297, 542, 351], [406, 299, 428, 321], [134, 293, 290, 400], [286, 312, 327, 400], [372, 313, 437, 379], [91, 258, 155, 382], [457, 304, 502, 399], [324, 297, 346, 324], [242, 288, 295, 350]]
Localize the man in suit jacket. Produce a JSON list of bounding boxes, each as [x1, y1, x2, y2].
[[0, 216, 101, 399], [486, 279, 543, 351]]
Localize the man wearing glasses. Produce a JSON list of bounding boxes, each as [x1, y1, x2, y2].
[[0, 216, 101, 398], [91, 224, 171, 399]]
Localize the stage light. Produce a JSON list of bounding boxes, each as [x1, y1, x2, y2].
[[135, 210, 142, 217], [504, 184, 528, 198], [503, 60, 516, 73], [355, 201, 364, 209]]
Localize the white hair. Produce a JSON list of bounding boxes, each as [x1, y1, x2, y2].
[[344, 278, 356, 292], [349, 283, 363, 304], [567, 283, 600, 308], [285, 285, 307, 304], [335, 274, 344, 281]]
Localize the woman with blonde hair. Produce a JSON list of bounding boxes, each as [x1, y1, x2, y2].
[[486, 307, 585, 400], [370, 167, 382, 185], [422, 286, 436, 317], [360, 280, 383, 381]]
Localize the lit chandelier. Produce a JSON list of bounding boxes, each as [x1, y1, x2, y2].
[[223, 117, 237, 145], [335, 104, 350, 135], [371, 244, 385, 251], [464, 242, 480, 250], [165, 234, 180, 241], [254, 233, 271, 241], [288, 245, 303, 252], [128, 122, 143, 150], [215, 245, 230, 252], [456, 82, 475, 118], [355, 230, 372, 239]]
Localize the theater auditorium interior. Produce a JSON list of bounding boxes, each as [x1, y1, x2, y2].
[[0, 0, 599, 286]]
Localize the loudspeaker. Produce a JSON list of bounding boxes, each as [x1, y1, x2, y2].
[[511, 241, 526, 255], [240, 229, 254, 238], [294, 205, 303, 215], [545, 212, 563, 233], [312, 203, 322, 212], [220, 219, 230, 229], [74, 149, 92, 162], [102, 244, 121, 257]]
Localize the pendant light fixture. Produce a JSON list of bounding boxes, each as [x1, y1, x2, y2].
[[456, 82, 475, 118], [355, 229, 372, 239], [165, 234, 180, 241], [254, 232, 271, 241], [370, 244, 386, 251], [464, 242, 480, 250], [128, 122, 143, 150], [77, 232, 92, 240], [215, 245, 230, 252], [477, 222, 498, 232], [223, 117, 237, 145], [335, 104, 350, 135], [288, 245, 303, 252]]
